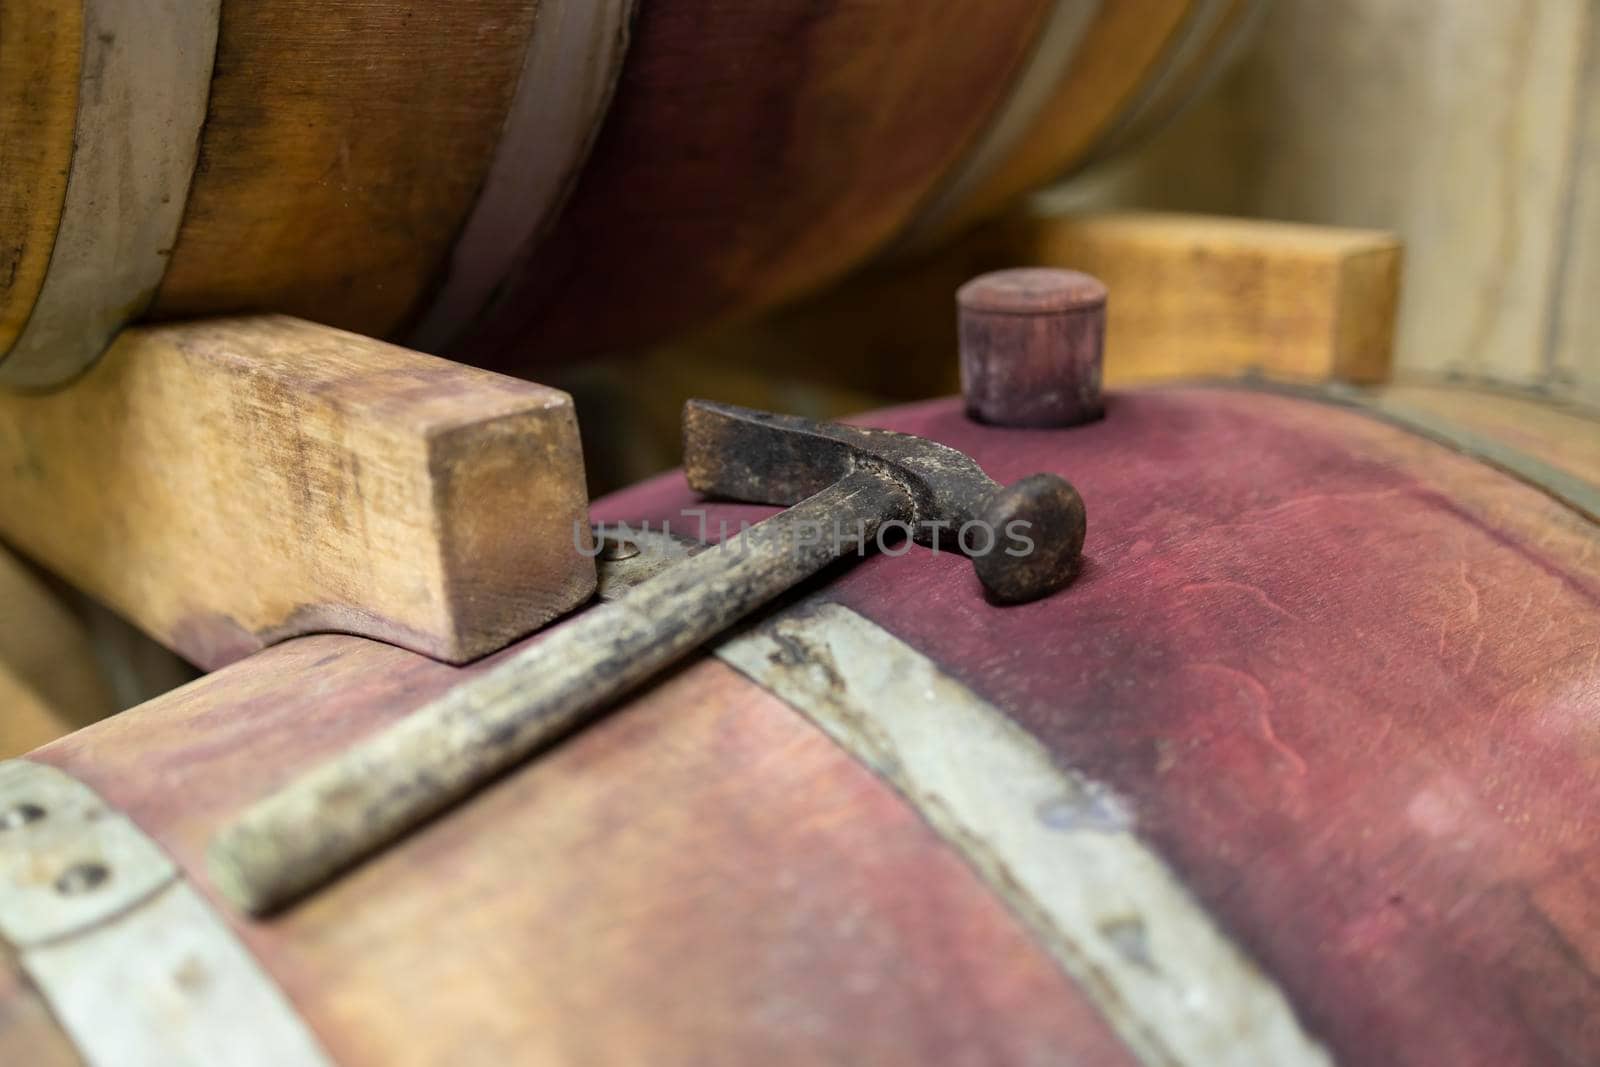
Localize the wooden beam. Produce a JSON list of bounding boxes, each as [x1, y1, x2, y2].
[[1001, 212, 1401, 385], [0, 316, 595, 669]]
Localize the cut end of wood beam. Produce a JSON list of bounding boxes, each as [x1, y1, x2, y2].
[[0, 316, 596, 669]]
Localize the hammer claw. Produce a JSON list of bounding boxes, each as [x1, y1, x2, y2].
[[684, 399, 1084, 603]]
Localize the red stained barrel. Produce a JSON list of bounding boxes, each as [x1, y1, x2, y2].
[[594, 384, 1600, 1065]]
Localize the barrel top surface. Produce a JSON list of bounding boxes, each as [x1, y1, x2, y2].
[[593, 385, 1600, 1066], [957, 268, 1109, 314]]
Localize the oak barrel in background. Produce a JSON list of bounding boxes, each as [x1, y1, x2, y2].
[[0, 0, 1257, 387]]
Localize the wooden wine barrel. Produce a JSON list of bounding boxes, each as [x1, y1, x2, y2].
[[0, 0, 1256, 388], [5, 383, 1597, 1065]]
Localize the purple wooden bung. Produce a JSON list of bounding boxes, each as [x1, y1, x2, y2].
[[957, 267, 1107, 428]]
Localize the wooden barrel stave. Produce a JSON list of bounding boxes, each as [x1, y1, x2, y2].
[[0, 0, 81, 358], [892, 0, 1198, 250], [150, 1, 542, 339]]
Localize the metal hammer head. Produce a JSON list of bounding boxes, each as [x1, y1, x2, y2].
[[682, 400, 1085, 603]]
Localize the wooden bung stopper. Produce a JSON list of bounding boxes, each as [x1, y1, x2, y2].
[[958, 268, 1107, 427]]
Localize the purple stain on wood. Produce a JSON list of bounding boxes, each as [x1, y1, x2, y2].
[[592, 386, 1600, 1066]]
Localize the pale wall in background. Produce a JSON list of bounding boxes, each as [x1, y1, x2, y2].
[[1046, 0, 1600, 403]]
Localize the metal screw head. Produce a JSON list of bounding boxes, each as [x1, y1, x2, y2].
[[598, 537, 640, 562], [0, 803, 46, 830], [55, 861, 111, 896]]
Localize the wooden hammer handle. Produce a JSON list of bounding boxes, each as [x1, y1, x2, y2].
[[207, 471, 909, 914]]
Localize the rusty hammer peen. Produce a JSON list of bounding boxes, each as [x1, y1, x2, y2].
[[208, 401, 1086, 914]]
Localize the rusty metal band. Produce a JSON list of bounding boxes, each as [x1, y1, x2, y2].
[[0, 760, 334, 1067], [892, 0, 1103, 250], [406, 0, 637, 353], [0, 0, 220, 390], [593, 534, 1328, 1067]]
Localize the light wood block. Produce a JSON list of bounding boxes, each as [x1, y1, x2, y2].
[[1003, 212, 1401, 385], [0, 316, 595, 670]]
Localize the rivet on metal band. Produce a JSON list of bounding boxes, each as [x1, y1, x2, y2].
[[0, 760, 334, 1067]]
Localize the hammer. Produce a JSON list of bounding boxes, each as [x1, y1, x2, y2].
[[209, 400, 1086, 914]]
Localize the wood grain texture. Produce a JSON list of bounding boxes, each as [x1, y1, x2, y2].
[[0, 0, 80, 356], [459, 0, 1055, 365], [1014, 212, 1400, 383], [1051, 0, 1598, 400], [405, 0, 636, 352], [0, 316, 594, 669], [34, 647, 1136, 1067], [151, 1, 540, 339], [209, 469, 909, 915], [594, 386, 1600, 1066]]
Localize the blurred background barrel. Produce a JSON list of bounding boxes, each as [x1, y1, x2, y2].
[[0, 0, 1258, 387], [451, 0, 1261, 367]]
